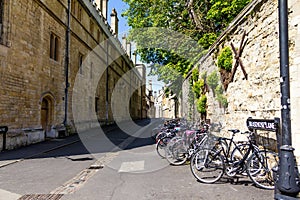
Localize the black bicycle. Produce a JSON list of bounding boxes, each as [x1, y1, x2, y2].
[[190, 129, 278, 189]]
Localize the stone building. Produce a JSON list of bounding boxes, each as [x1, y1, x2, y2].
[[162, 93, 178, 119], [0, 0, 146, 150], [154, 87, 178, 119], [136, 64, 148, 119], [146, 80, 155, 118], [155, 90, 163, 118], [182, 0, 300, 159]]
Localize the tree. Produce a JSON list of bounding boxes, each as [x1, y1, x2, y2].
[[207, 0, 251, 31], [122, 0, 251, 93]]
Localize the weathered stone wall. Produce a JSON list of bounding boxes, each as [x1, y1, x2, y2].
[[182, 0, 300, 157], [0, 0, 144, 150]]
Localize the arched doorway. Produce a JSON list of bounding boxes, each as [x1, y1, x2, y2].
[[40, 95, 54, 137]]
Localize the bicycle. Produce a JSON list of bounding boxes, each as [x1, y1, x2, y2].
[[156, 130, 177, 158], [190, 129, 278, 189], [164, 125, 210, 166]]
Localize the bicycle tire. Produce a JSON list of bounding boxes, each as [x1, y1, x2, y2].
[[230, 143, 255, 175], [156, 136, 172, 158], [246, 150, 279, 190], [165, 138, 188, 165], [151, 128, 160, 140], [190, 148, 224, 183]]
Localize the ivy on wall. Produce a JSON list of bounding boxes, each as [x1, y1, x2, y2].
[[189, 68, 209, 120], [207, 70, 219, 94], [217, 46, 233, 71], [196, 95, 207, 114], [191, 68, 199, 83], [188, 78, 195, 121], [189, 67, 228, 120], [192, 79, 204, 99], [207, 70, 228, 108]]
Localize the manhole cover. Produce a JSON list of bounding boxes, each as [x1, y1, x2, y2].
[[18, 194, 63, 200]]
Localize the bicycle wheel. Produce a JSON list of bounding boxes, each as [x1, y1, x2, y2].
[[230, 143, 253, 175], [246, 150, 279, 189], [165, 138, 188, 165], [151, 127, 160, 140], [155, 131, 167, 143], [190, 148, 224, 183], [156, 136, 172, 158]]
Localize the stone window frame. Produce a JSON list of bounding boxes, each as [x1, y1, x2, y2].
[[0, 0, 10, 46], [71, 0, 77, 15], [97, 29, 101, 43], [0, 0, 3, 39], [121, 60, 125, 71], [78, 4, 82, 22], [50, 32, 60, 62], [95, 96, 99, 113], [90, 19, 94, 36], [78, 52, 84, 75], [90, 62, 93, 79]]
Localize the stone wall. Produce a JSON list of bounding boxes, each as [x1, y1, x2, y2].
[[0, 129, 44, 150], [182, 0, 300, 157], [0, 0, 145, 150]]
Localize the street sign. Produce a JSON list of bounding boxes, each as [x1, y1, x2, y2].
[[246, 118, 279, 132], [0, 126, 8, 134]]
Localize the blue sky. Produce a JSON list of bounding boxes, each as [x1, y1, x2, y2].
[[108, 0, 165, 92], [108, 0, 129, 37]]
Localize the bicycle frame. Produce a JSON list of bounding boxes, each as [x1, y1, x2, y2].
[[212, 131, 257, 175]]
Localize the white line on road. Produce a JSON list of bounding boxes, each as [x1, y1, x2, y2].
[[118, 161, 145, 173], [0, 189, 21, 200]]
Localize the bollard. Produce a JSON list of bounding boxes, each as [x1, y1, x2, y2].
[[0, 126, 8, 151], [277, 145, 300, 197]]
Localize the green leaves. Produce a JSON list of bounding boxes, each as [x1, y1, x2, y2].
[[191, 68, 199, 82], [217, 46, 233, 71], [192, 79, 205, 98], [207, 70, 219, 91], [198, 33, 218, 49], [122, 0, 251, 95], [197, 95, 207, 114], [207, 0, 251, 30]]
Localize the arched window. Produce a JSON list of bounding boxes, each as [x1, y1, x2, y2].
[[40, 94, 55, 134], [50, 32, 60, 61], [54, 36, 59, 60], [78, 53, 84, 74], [0, 0, 4, 43]]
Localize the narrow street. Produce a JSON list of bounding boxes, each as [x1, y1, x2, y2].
[[0, 119, 274, 200]]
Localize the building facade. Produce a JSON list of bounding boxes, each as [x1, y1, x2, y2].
[[0, 0, 146, 150], [146, 80, 155, 118], [153, 87, 178, 119]]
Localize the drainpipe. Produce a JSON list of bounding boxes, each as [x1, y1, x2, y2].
[[129, 70, 132, 119], [141, 82, 143, 119], [275, 0, 300, 198], [141, 91, 143, 119], [105, 41, 109, 124], [64, 0, 71, 126]]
